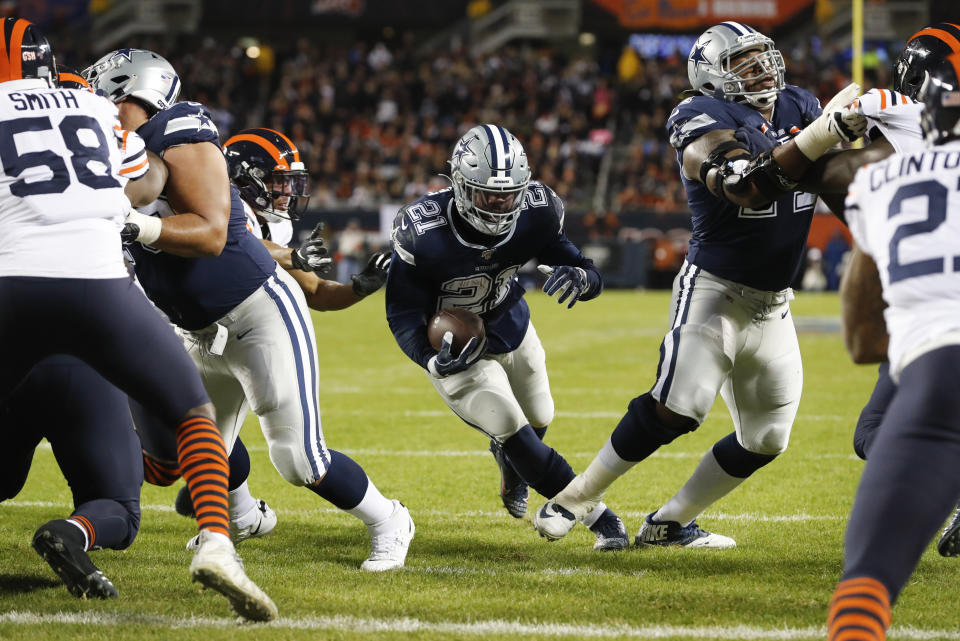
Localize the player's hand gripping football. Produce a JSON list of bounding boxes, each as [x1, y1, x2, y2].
[[351, 252, 391, 297], [291, 222, 333, 274], [538, 264, 589, 309], [427, 332, 482, 378]]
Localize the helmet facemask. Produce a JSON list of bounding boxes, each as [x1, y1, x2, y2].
[[238, 162, 310, 222], [718, 41, 785, 108], [453, 173, 528, 236]]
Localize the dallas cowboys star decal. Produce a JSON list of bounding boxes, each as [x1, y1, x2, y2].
[[690, 41, 712, 72], [452, 134, 478, 165]]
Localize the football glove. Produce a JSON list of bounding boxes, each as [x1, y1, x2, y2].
[[427, 331, 483, 378], [539, 264, 590, 309], [351, 251, 390, 297], [794, 83, 866, 160], [291, 222, 333, 273]]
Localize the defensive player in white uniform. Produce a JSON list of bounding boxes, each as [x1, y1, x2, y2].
[[0, 19, 275, 620], [534, 22, 867, 547], [85, 50, 414, 573], [801, 23, 960, 557], [173, 127, 392, 543], [826, 51, 960, 641]]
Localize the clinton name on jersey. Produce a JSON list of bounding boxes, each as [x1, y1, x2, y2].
[[846, 142, 960, 379], [387, 182, 600, 369], [0, 80, 133, 279], [855, 87, 923, 153], [667, 86, 822, 291], [128, 101, 277, 330]]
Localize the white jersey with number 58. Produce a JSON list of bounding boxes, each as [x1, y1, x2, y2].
[[846, 141, 960, 380], [0, 78, 132, 279]]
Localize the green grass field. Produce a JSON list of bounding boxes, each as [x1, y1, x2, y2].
[[2, 290, 958, 640]]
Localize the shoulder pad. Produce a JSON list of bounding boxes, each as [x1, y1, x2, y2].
[[521, 182, 564, 234], [117, 128, 149, 180], [391, 206, 419, 266], [781, 85, 822, 123], [667, 96, 738, 149], [138, 101, 219, 153]]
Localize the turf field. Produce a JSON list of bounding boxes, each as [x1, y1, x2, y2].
[[2, 289, 959, 640]]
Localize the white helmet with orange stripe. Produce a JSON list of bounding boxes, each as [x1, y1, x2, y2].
[[223, 128, 310, 222]]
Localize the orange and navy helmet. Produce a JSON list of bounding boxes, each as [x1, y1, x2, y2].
[[895, 23, 960, 100], [919, 51, 960, 146], [0, 17, 56, 86], [223, 128, 310, 221], [56, 64, 91, 91]]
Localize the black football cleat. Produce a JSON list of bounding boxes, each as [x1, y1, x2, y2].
[[938, 503, 960, 557], [175, 485, 195, 517], [588, 508, 630, 551], [32, 519, 118, 599], [489, 439, 529, 518]]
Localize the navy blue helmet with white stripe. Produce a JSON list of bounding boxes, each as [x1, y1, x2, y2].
[[83, 48, 180, 114], [687, 22, 785, 108], [449, 124, 531, 236]]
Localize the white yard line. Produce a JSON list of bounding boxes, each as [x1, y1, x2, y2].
[[0, 611, 955, 639]]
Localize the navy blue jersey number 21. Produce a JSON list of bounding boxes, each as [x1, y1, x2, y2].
[[0, 115, 121, 197], [887, 179, 949, 284]]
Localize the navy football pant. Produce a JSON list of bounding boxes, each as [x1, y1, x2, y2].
[[853, 362, 896, 460], [0, 356, 142, 550], [0, 277, 209, 422], [842, 346, 960, 602]]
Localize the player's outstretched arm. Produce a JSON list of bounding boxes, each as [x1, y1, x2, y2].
[[126, 142, 231, 257], [840, 244, 889, 364], [687, 84, 867, 208], [800, 137, 895, 195]]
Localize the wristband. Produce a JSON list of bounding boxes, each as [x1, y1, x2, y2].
[[126, 209, 162, 245]]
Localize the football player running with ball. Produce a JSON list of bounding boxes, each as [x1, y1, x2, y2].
[[826, 52, 960, 641], [534, 22, 867, 548], [84, 50, 413, 575], [386, 124, 629, 550]]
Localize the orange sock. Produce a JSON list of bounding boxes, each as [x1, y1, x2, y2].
[[142, 452, 181, 486], [827, 576, 891, 641], [175, 416, 230, 537]]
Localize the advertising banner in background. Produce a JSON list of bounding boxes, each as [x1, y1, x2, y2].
[[592, 0, 814, 30]]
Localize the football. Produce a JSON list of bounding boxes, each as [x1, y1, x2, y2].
[[428, 308, 485, 353]]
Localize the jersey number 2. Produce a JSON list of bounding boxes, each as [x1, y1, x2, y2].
[[887, 179, 949, 284], [0, 115, 121, 197]]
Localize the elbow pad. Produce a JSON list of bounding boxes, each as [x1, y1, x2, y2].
[[739, 149, 799, 202], [698, 141, 752, 200]]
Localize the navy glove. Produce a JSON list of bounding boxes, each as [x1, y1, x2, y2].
[[427, 332, 483, 377], [351, 251, 390, 297], [539, 265, 590, 309], [291, 222, 333, 274]]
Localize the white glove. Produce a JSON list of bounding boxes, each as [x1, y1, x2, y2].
[[122, 208, 162, 245], [794, 83, 867, 161]]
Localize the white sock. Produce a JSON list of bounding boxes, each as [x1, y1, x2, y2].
[[580, 501, 609, 528], [346, 479, 395, 529], [229, 480, 258, 522], [654, 448, 746, 526], [554, 439, 637, 520]]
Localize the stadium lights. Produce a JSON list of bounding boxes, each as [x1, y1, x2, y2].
[[579, 32, 596, 46]]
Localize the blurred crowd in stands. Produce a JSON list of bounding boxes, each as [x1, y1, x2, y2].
[[57, 29, 896, 288]]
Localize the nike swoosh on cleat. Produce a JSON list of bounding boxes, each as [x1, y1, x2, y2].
[[540, 503, 575, 522], [781, 309, 789, 319], [236, 328, 253, 340]]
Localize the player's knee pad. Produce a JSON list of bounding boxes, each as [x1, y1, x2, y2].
[[713, 432, 778, 478], [523, 392, 554, 429], [612, 393, 699, 460], [461, 386, 528, 441], [739, 422, 791, 456]]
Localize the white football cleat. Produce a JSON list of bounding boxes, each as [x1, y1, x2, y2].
[[361, 500, 414, 572], [189, 529, 278, 621], [186, 499, 278, 551], [635, 512, 736, 549], [533, 499, 578, 541]]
